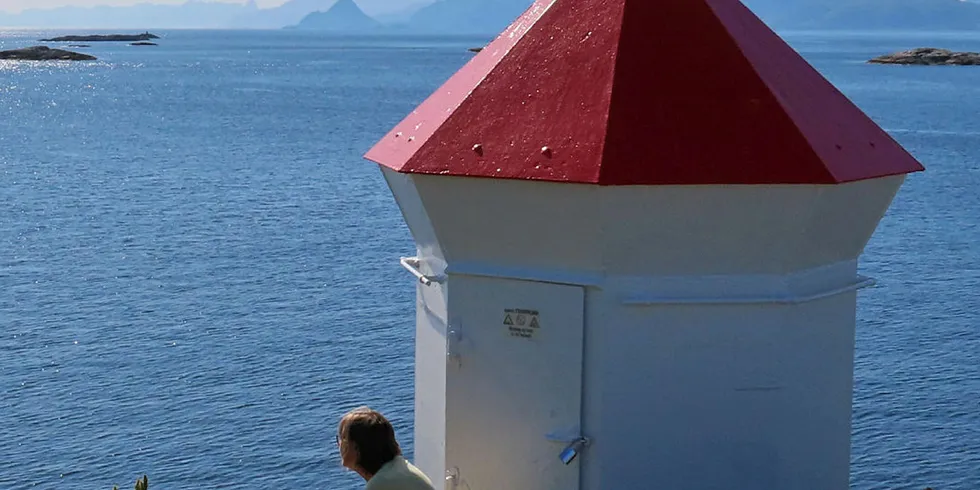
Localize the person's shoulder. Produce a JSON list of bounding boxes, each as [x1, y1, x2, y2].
[[365, 475, 434, 490], [402, 460, 434, 488], [365, 458, 434, 490]]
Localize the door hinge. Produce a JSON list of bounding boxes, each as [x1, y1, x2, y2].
[[445, 467, 460, 489], [446, 324, 462, 367]]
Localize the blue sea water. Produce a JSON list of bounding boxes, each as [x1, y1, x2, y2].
[[0, 29, 978, 489]]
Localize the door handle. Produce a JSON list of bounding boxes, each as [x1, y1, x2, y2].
[[558, 437, 590, 465], [547, 432, 591, 465]]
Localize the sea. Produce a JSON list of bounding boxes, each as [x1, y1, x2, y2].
[[0, 29, 978, 489]]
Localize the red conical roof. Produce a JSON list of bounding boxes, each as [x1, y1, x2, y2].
[[364, 0, 924, 185]]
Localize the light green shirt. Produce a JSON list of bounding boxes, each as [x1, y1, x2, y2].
[[364, 456, 435, 490]]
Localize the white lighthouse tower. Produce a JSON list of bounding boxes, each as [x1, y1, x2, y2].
[[364, 1, 925, 489]]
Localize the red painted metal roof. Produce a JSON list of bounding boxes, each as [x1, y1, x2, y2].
[[364, 0, 925, 185]]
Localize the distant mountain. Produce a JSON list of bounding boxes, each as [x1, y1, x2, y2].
[[287, 0, 381, 31], [0, 0, 366, 30], [406, 0, 532, 34], [0, 1, 254, 29], [748, 0, 980, 30], [373, 0, 432, 26], [402, 0, 980, 35], [2, 0, 979, 32], [227, 0, 337, 29], [357, 0, 434, 19]]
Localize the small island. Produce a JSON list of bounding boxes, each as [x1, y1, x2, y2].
[[39, 32, 159, 42], [130, 42, 158, 46], [869, 47, 980, 65], [0, 46, 97, 61]]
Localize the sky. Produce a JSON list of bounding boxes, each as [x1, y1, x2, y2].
[[0, 0, 421, 13], [0, 0, 276, 10]]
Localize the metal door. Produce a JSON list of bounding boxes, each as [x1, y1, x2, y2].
[[444, 275, 585, 490]]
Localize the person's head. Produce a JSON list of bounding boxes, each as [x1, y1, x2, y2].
[[336, 406, 402, 477]]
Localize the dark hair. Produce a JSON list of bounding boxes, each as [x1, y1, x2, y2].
[[338, 407, 402, 475]]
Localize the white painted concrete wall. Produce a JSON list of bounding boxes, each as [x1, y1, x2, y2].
[[585, 287, 858, 488], [382, 167, 906, 489], [382, 169, 448, 489]]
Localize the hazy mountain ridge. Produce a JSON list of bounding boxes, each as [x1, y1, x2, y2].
[[227, 0, 334, 29], [373, 0, 431, 25], [0, 1, 255, 29], [408, 0, 980, 34], [2, 0, 980, 31], [287, 0, 381, 31], [404, 0, 531, 34], [748, 0, 980, 30], [0, 0, 413, 29]]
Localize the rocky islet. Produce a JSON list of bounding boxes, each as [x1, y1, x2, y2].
[[0, 45, 96, 61], [870, 47, 980, 65]]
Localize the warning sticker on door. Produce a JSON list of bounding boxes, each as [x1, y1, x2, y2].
[[504, 309, 540, 339]]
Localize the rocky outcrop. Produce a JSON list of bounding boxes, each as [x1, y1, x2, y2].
[[869, 47, 980, 65], [130, 42, 158, 46], [0, 46, 97, 61], [40, 32, 159, 42]]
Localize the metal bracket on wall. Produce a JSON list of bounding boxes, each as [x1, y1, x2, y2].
[[400, 257, 447, 286]]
